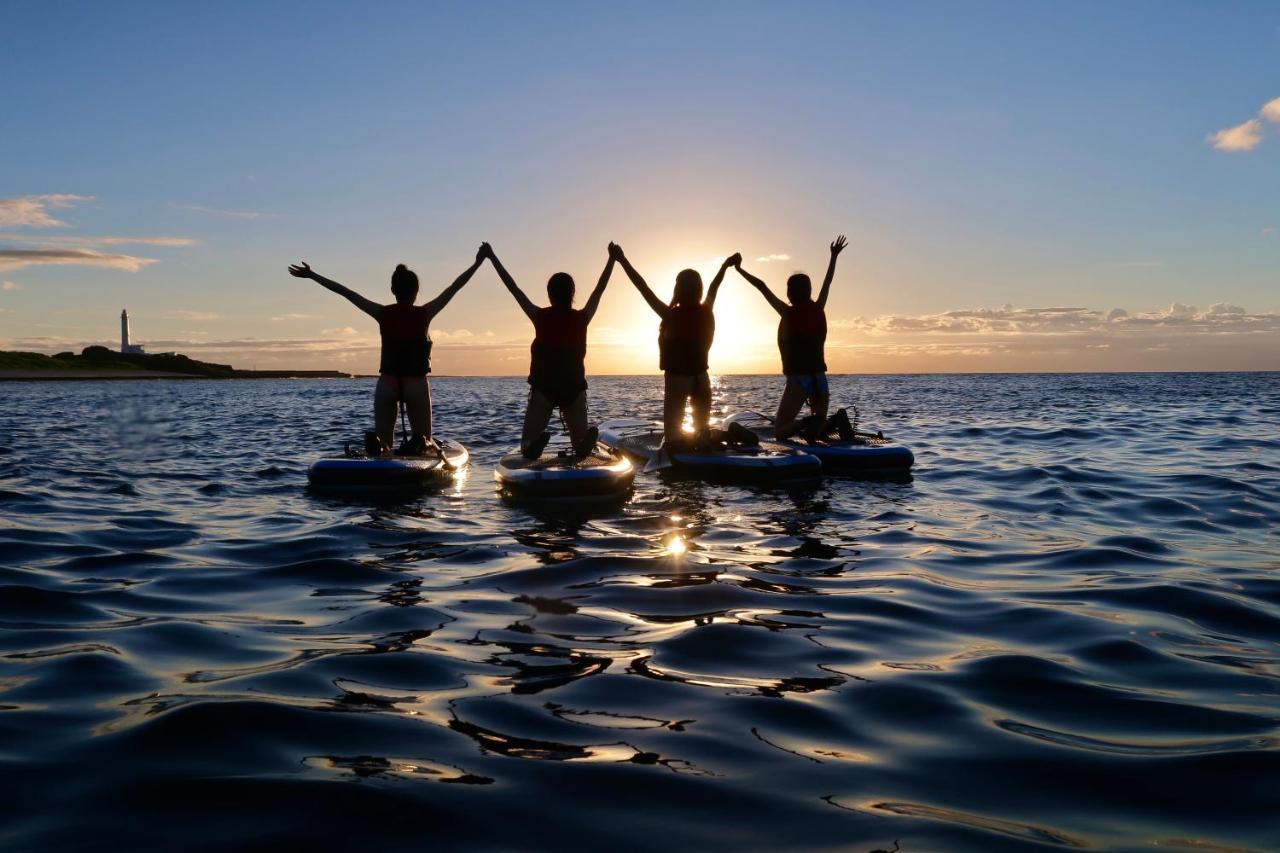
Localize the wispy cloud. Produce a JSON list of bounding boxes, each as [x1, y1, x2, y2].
[[175, 204, 270, 220], [1209, 119, 1263, 152], [321, 326, 359, 336], [837, 303, 1280, 337], [754, 253, 791, 263], [161, 310, 221, 321], [1209, 95, 1280, 152], [0, 194, 93, 228], [0, 233, 195, 248], [1, 281, 20, 291], [270, 313, 319, 322], [0, 248, 157, 273]]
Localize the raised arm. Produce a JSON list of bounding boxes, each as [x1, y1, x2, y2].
[[733, 261, 788, 316], [703, 253, 740, 309], [581, 249, 616, 324], [610, 243, 668, 318], [817, 234, 847, 309], [288, 262, 381, 320], [484, 244, 539, 323], [424, 244, 487, 320]]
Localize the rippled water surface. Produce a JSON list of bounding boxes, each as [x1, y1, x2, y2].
[[2, 373, 1278, 851]]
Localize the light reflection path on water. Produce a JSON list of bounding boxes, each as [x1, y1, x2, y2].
[[0, 373, 1278, 851]]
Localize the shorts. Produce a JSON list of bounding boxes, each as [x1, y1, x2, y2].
[[786, 372, 828, 398]]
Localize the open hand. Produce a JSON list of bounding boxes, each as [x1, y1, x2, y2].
[[830, 235, 848, 255], [608, 242, 624, 261], [288, 262, 314, 279], [724, 252, 742, 269]]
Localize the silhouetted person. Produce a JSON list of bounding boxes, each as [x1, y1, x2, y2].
[[733, 235, 853, 441], [611, 244, 739, 443], [287, 247, 485, 455], [482, 241, 615, 459]]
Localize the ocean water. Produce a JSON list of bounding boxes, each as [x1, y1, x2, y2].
[[1, 373, 1278, 852]]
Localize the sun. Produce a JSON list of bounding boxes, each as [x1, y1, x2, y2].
[[606, 256, 780, 374]]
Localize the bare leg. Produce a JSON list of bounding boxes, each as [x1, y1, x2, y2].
[[562, 392, 588, 447], [374, 376, 400, 449], [773, 378, 810, 440], [663, 373, 692, 441], [402, 376, 432, 440], [521, 389, 555, 454], [810, 391, 830, 434], [689, 371, 712, 434]]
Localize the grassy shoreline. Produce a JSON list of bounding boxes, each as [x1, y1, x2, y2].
[[0, 348, 349, 380]]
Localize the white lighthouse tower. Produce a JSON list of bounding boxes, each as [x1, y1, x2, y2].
[[120, 309, 145, 354]]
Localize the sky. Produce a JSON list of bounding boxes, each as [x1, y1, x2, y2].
[[2, 1, 1277, 374]]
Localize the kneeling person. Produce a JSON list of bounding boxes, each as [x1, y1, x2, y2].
[[734, 235, 855, 442], [483, 243, 615, 459]]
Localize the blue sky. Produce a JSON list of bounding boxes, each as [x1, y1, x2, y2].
[[2, 1, 1277, 372]]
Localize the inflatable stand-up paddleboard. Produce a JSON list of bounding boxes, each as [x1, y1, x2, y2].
[[723, 411, 913, 476], [599, 418, 821, 483], [495, 441, 634, 502], [308, 438, 469, 490]]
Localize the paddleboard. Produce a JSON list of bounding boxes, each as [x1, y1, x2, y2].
[[308, 438, 469, 490], [495, 443, 634, 502], [598, 418, 822, 483], [723, 411, 914, 475]]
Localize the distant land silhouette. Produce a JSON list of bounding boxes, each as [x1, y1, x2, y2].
[[0, 346, 349, 380]]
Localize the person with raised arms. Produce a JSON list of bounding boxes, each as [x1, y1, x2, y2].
[[482, 241, 616, 459], [732, 235, 854, 442], [610, 243, 740, 445], [288, 247, 486, 456]]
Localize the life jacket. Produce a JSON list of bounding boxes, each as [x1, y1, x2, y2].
[[659, 302, 714, 374], [778, 300, 827, 375], [529, 305, 589, 404], [378, 303, 432, 376]]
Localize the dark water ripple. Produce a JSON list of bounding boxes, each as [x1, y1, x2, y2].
[[1, 372, 1278, 851]]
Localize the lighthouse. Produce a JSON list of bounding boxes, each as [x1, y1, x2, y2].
[[120, 309, 146, 354]]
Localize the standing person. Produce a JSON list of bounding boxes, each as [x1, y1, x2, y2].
[[287, 246, 486, 455], [732, 235, 854, 441], [483, 241, 616, 459], [610, 243, 739, 444]]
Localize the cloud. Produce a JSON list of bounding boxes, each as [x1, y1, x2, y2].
[[837, 303, 1280, 338], [322, 326, 359, 336], [1209, 96, 1280, 152], [1, 281, 19, 291], [161, 310, 221, 321], [754, 254, 791, 263], [0, 194, 93, 228], [1208, 118, 1263, 152], [271, 313, 319, 322], [0, 248, 157, 273], [0, 233, 195, 248], [175, 204, 269, 220]]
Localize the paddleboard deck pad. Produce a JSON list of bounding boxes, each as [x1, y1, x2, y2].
[[599, 418, 821, 483], [495, 444, 634, 501], [724, 411, 914, 475], [308, 438, 469, 489]]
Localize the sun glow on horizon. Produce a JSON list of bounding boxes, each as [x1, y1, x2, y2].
[[607, 255, 781, 374]]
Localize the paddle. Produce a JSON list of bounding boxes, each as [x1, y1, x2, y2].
[[643, 437, 675, 473]]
